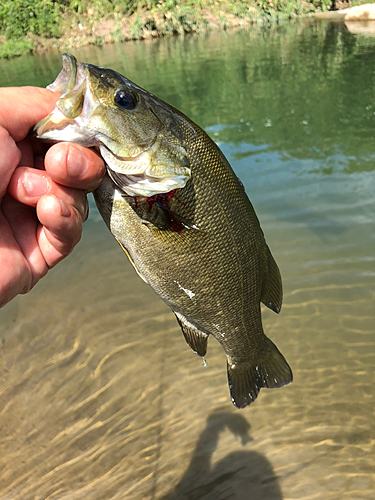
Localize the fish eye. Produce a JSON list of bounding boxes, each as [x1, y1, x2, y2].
[[114, 89, 137, 110]]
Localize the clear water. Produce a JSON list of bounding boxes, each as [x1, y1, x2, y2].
[[0, 20, 374, 499]]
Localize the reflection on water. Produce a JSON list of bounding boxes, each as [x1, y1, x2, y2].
[[1, 20, 375, 500]]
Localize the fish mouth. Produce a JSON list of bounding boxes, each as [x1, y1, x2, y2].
[[34, 53, 191, 197], [47, 53, 82, 95], [35, 53, 154, 158], [48, 54, 100, 121], [35, 54, 97, 139]]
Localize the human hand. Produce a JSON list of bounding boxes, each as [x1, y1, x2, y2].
[[0, 86, 105, 308]]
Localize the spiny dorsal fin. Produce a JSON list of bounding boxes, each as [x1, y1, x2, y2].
[[261, 245, 283, 314], [227, 339, 292, 409], [174, 311, 209, 357]]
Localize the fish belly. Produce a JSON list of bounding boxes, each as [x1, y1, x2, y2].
[[94, 176, 292, 409]]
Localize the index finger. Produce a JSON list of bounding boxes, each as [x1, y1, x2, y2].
[[0, 87, 60, 142], [0, 126, 21, 198]]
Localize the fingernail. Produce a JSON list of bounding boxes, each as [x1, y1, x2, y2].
[[67, 146, 89, 178], [23, 172, 49, 197], [59, 198, 71, 217]]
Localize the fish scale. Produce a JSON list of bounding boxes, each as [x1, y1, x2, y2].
[[35, 53, 292, 408]]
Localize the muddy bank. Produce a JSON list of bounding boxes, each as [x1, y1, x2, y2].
[[32, 9, 255, 54], [0, 1, 353, 59]]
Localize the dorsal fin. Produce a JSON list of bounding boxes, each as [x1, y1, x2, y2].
[[261, 245, 283, 314], [174, 311, 209, 357]]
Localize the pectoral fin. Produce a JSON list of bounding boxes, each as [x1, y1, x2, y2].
[[261, 245, 283, 314], [174, 311, 208, 357], [154, 203, 203, 233]]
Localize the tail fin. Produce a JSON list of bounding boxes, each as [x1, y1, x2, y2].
[[227, 340, 292, 409]]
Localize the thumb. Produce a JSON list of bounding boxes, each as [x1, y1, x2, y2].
[[0, 87, 60, 142]]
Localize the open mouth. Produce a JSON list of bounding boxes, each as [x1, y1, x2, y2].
[[34, 54, 97, 139], [34, 53, 191, 197], [47, 53, 83, 95]]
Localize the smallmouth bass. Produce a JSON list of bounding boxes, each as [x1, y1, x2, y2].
[[35, 54, 292, 408]]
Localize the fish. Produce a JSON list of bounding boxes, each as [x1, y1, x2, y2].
[[34, 53, 292, 408]]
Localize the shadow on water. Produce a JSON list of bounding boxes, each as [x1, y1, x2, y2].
[[274, 201, 347, 243], [161, 411, 283, 500]]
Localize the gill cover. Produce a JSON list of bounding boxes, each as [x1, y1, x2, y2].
[[34, 53, 191, 197]]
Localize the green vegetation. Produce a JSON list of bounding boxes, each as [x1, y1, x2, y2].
[[0, 0, 371, 59]]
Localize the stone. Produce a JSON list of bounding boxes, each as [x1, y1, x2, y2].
[[344, 4, 375, 21]]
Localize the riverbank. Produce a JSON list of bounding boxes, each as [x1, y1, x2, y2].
[[0, 0, 365, 59]]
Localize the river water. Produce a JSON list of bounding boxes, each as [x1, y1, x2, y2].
[[0, 20, 374, 500]]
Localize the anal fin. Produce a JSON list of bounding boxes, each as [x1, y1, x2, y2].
[[227, 339, 292, 409], [174, 311, 208, 357]]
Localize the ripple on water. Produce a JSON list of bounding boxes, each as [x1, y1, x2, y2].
[[1, 22, 375, 500]]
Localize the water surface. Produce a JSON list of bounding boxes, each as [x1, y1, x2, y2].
[[0, 21, 374, 499]]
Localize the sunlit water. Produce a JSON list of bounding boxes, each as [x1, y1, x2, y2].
[[1, 21, 374, 500]]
